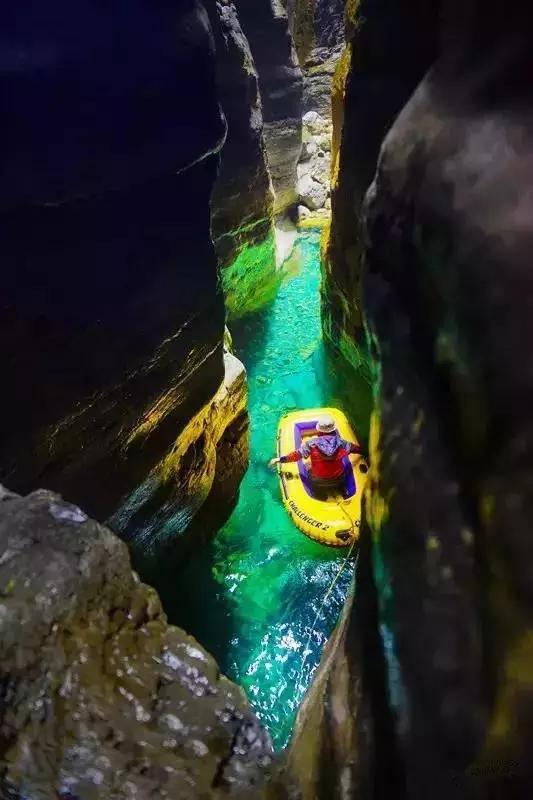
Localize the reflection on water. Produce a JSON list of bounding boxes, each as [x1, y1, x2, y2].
[[153, 231, 371, 748]]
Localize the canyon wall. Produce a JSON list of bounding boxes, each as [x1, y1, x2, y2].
[[207, 0, 278, 319], [0, 1, 247, 549], [288, 0, 346, 117], [321, 0, 438, 372], [289, 1, 533, 798], [236, 0, 304, 215]]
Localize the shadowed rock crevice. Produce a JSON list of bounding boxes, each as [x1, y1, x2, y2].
[[287, 0, 346, 117], [289, 2, 533, 798], [320, 0, 439, 374], [0, 0, 249, 549]]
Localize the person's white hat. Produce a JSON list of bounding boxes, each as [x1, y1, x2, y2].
[[316, 414, 336, 434]]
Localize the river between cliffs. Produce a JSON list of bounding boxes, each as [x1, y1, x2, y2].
[[160, 229, 370, 749]]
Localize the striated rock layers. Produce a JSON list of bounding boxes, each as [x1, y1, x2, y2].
[[321, 0, 438, 372], [0, 1, 248, 546], [236, 0, 304, 215], [0, 486, 273, 798], [288, 0, 346, 117], [288, 2, 533, 799], [110, 340, 248, 560], [207, 0, 278, 320]]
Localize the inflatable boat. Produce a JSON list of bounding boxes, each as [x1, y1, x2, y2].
[[276, 407, 369, 547]]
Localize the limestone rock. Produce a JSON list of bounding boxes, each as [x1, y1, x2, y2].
[[207, 0, 277, 319], [360, 8, 533, 793], [317, 133, 331, 152], [110, 350, 249, 564], [237, 0, 304, 214], [290, 3, 533, 799], [297, 111, 331, 211], [310, 154, 331, 183], [300, 138, 318, 161], [288, 0, 346, 117], [321, 0, 438, 373], [0, 1, 245, 541], [0, 487, 273, 799], [297, 173, 328, 210], [287, 581, 374, 799]]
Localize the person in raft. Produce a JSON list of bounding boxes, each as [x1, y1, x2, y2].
[[268, 413, 363, 497]]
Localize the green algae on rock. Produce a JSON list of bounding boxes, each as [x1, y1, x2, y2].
[[208, 0, 277, 308], [0, 486, 273, 799], [221, 229, 281, 320]]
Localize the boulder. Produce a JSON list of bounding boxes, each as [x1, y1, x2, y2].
[[0, 486, 273, 798], [297, 174, 328, 210]]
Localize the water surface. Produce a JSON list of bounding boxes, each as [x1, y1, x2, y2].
[[157, 230, 371, 747]]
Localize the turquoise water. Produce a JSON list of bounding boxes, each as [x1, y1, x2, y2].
[[156, 230, 371, 748]]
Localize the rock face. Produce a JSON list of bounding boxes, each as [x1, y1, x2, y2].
[[287, 582, 372, 799], [111, 342, 248, 563], [207, 0, 278, 319], [236, 0, 304, 215], [289, 2, 533, 798], [287, 1, 345, 224], [0, 486, 273, 798], [0, 2, 247, 540], [320, 0, 438, 371], [289, 0, 346, 117], [362, 6, 533, 794], [297, 111, 332, 221]]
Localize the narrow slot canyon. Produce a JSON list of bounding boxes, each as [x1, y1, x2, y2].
[[1, 1, 533, 799]]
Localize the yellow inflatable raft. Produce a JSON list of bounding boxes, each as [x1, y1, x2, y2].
[[276, 407, 369, 547]]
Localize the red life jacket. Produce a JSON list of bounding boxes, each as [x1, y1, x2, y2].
[[281, 432, 361, 480], [307, 442, 351, 480]]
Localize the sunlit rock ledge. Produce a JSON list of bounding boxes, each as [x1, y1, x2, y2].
[[109, 344, 249, 558]]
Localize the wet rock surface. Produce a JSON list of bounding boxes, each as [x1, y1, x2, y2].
[[0, 487, 273, 798], [289, 0, 346, 117], [0, 1, 245, 540], [207, 0, 277, 318], [289, 2, 533, 799], [361, 6, 533, 795], [287, 583, 373, 799], [110, 341, 248, 567], [321, 0, 438, 371], [237, 0, 303, 214]]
